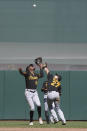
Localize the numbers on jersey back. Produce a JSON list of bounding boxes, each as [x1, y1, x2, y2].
[[51, 78, 60, 88]]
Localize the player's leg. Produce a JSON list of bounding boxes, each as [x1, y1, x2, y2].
[[47, 92, 59, 123], [25, 90, 35, 125], [51, 102, 59, 123], [33, 91, 43, 124], [44, 98, 58, 123], [44, 94, 50, 124], [47, 97, 58, 123], [33, 91, 41, 116], [55, 100, 66, 125]]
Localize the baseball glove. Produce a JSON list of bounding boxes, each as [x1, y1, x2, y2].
[[34, 57, 42, 66]]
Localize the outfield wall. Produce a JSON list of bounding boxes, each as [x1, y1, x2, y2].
[[0, 0, 87, 120], [0, 70, 87, 120]]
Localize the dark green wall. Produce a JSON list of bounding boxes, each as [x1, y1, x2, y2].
[[0, 0, 87, 43], [69, 71, 87, 120], [0, 71, 26, 119], [0, 70, 87, 120]]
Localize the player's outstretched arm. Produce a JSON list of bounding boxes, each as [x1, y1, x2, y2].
[[38, 63, 43, 69], [44, 66, 53, 80], [37, 64, 44, 78], [44, 67, 50, 75], [18, 68, 27, 76]]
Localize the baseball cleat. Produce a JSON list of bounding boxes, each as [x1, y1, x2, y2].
[[54, 120, 59, 124], [50, 116, 54, 123], [29, 122, 33, 126], [62, 122, 66, 125], [39, 117, 43, 124]]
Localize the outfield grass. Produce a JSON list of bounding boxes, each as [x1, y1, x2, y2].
[[0, 121, 87, 128]]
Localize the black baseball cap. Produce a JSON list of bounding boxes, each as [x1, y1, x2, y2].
[[26, 64, 34, 72], [28, 64, 34, 67]]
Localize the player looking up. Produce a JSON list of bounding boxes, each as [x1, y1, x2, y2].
[[19, 64, 43, 126]]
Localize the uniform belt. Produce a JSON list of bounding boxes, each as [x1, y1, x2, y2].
[[48, 91, 58, 92], [48, 90, 53, 92], [30, 90, 36, 93], [26, 89, 36, 93]]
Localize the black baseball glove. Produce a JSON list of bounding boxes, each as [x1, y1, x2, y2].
[[34, 57, 47, 69], [34, 57, 42, 66]]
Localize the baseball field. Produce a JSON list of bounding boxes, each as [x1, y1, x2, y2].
[[0, 120, 87, 130]]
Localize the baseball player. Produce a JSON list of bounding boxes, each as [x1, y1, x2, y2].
[[41, 81, 58, 124], [19, 64, 43, 126], [43, 66, 66, 125]]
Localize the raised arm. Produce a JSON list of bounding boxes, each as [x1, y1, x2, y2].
[[43, 66, 53, 80], [18, 68, 27, 76], [36, 64, 44, 78], [44, 67, 50, 75]]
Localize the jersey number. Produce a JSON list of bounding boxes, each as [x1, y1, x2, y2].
[[51, 79, 60, 88]]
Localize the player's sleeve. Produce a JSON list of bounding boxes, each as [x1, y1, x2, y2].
[[37, 69, 44, 78]]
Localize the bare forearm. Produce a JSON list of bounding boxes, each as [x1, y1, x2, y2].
[[44, 67, 50, 75]]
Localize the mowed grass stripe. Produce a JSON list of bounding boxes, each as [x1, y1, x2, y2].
[[0, 121, 87, 128]]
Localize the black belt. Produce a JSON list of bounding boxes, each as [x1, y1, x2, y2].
[[26, 89, 36, 93], [48, 91, 58, 92], [30, 90, 36, 93]]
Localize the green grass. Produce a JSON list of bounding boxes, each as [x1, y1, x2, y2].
[[0, 121, 87, 128]]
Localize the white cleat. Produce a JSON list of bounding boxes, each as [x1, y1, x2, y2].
[[29, 122, 33, 126], [62, 120, 66, 125], [50, 116, 54, 123], [50, 119, 54, 123], [39, 118, 43, 124]]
